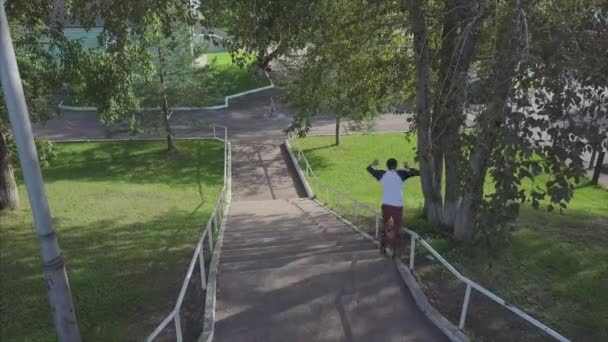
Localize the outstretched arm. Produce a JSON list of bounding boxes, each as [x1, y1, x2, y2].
[[366, 160, 385, 181], [397, 162, 420, 181]]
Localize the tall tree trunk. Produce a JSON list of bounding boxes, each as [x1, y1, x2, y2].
[[158, 47, 175, 151], [454, 0, 524, 240], [434, 0, 483, 228], [443, 126, 461, 226], [0, 123, 19, 210], [591, 150, 605, 185], [335, 115, 340, 146], [409, 0, 443, 225]]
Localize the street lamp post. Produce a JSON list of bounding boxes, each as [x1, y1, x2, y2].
[[0, 2, 81, 341]]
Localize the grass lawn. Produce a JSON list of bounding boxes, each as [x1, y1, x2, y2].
[[296, 133, 608, 341], [64, 51, 269, 108], [0, 140, 224, 341]]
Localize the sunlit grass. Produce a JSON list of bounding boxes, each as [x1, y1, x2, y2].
[[0, 140, 224, 341]]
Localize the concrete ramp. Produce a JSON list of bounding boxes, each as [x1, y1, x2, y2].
[[213, 198, 448, 342]]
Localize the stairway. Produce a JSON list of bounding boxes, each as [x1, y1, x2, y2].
[[213, 198, 447, 342]]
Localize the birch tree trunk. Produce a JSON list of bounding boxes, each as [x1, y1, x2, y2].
[[454, 0, 525, 239]]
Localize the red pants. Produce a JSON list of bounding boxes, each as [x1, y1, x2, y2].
[[381, 204, 403, 252]]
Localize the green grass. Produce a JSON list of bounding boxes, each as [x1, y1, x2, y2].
[[296, 133, 608, 341], [0, 140, 224, 341]]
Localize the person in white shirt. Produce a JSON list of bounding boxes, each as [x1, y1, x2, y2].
[[367, 158, 419, 256]]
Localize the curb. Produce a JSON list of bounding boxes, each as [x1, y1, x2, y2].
[[284, 139, 314, 198], [395, 259, 470, 342], [58, 72, 274, 112], [46, 136, 219, 143]]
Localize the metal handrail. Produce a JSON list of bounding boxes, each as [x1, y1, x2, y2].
[[146, 124, 231, 342], [288, 134, 570, 342]]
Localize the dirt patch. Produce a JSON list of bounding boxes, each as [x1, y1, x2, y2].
[[398, 243, 553, 342]]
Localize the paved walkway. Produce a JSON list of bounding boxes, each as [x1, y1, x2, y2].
[[215, 198, 447, 342]]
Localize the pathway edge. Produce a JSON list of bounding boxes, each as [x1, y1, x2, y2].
[[395, 259, 470, 342], [198, 198, 230, 342]]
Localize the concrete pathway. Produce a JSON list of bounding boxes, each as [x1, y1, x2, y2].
[[214, 198, 447, 342]]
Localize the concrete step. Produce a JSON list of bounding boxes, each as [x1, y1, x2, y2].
[[214, 256, 447, 342], [220, 242, 378, 265], [221, 238, 373, 259], [222, 231, 366, 250], [219, 249, 382, 273], [222, 226, 361, 242], [223, 221, 346, 234]]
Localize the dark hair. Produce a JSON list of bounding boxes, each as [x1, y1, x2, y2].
[[386, 158, 398, 170]]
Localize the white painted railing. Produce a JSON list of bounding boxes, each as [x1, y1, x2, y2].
[[146, 124, 231, 342], [287, 134, 570, 342]]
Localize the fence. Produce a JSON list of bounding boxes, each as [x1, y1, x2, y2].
[[287, 134, 570, 342], [146, 124, 231, 342]]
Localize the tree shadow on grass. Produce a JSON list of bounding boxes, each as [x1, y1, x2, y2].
[[1, 208, 214, 342], [28, 140, 224, 187], [298, 149, 332, 173]]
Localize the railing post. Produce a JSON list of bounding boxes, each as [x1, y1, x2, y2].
[[409, 235, 416, 270], [209, 221, 215, 249], [375, 215, 380, 239], [459, 283, 473, 330], [337, 193, 341, 212], [199, 241, 207, 290], [354, 201, 359, 225], [213, 124, 216, 139], [175, 312, 183, 342]]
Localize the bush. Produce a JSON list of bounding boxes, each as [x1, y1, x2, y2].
[[9, 137, 59, 168]]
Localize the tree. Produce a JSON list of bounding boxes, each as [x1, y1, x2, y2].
[[287, 0, 411, 145], [288, 0, 608, 242], [1, 0, 65, 210], [149, 25, 204, 151], [200, 0, 319, 72], [64, 0, 198, 151]]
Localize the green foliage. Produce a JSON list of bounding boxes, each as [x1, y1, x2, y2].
[[8, 137, 59, 168], [286, 0, 412, 136], [286, 0, 607, 240], [0, 9, 64, 129], [200, 0, 319, 68], [60, 1, 198, 127], [64, 42, 153, 124], [0, 140, 224, 341]]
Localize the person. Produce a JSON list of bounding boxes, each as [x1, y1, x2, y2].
[[366, 158, 419, 257]]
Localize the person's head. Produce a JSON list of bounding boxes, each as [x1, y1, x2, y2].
[[386, 158, 398, 170]]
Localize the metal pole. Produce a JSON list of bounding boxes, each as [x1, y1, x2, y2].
[[337, 193, 341, 212], [175, 313, 183, 342], [0, 4, 81, 341], [409, 235, 416, 270], [459, 284, 473, 329], [199, 240, 207, 290], [375, 215, 380, 239]]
